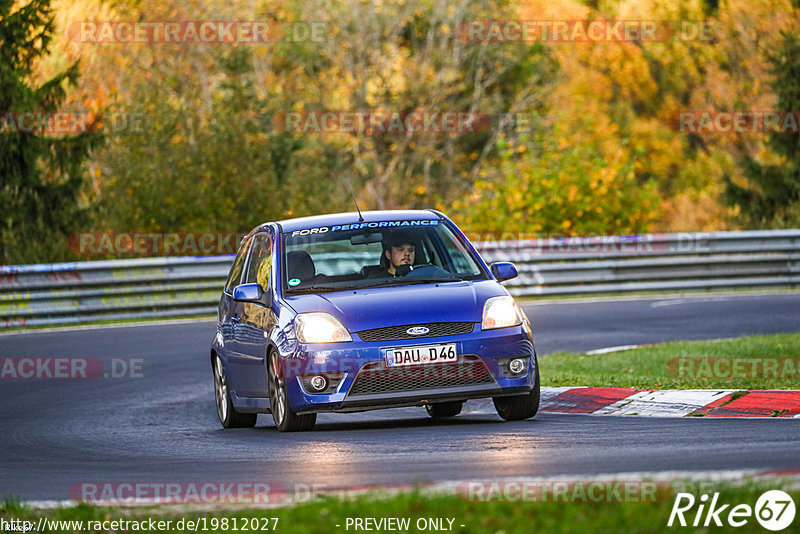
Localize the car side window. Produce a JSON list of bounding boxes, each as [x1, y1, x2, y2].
[[224, 236, 253, 293], [244, 234, 272, 291]]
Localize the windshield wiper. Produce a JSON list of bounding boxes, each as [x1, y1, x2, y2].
[[360, 278, 459, 289], [286, 285, 340, 294]]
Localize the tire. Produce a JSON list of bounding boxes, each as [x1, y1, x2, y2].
[[213, 354, 257, 428], [493, 359, 540, 421], [268, 351, 316, 432], [425, 401, 463, 418]]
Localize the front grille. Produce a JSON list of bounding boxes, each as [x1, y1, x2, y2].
[[357, 322, 474, 342], [348, 356, 494, 396]]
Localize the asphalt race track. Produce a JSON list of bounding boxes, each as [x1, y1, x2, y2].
[[526, 292, 800, 354], [1, 292, 799, 501]]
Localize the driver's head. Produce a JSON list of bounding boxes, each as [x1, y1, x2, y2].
[[383, 232, 415, 274]]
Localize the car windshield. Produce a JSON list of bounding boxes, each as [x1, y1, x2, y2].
[[282, 219, 487, 293]]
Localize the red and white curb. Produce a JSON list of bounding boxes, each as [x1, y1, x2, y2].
[[464, 388, 800, 417], [532, 342, 800, 418], [539, 387, 800, 418]]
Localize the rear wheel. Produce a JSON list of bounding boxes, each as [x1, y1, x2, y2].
[[269, 351, 316, 432], [213, 355, 257, 428], [425, 401, 463, 418], [493, 360, 540, 421]]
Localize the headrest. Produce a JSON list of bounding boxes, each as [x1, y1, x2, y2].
[[286, 250, 315, 281], [383, 231, 415, 250]]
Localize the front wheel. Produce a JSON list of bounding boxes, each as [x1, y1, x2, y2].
[[493, 359, 540, 421], [268, 351, 316, 432], [213, 355, 257, 428]]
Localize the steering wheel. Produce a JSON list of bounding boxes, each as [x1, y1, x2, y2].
[[398, 264, 454, 279]]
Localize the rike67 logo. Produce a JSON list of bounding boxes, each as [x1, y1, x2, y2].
[[668, 490, 796, 531]]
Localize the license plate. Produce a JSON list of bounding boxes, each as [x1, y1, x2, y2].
[[385, 343, 457, 367]]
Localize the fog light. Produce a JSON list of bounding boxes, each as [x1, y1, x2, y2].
[[509, 358, 525, 374], [310, 375, 327, 391]]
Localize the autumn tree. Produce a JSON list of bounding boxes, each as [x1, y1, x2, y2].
[[293, 0, 557, 211], [0, 0, 101, 264], [71, 0, 558, 237], [725, 31, 800, 227], [27, 0, 800, 262]]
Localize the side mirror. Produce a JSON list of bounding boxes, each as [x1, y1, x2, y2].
[[232, 283, 264, 302], [490, 262, 518, 282]]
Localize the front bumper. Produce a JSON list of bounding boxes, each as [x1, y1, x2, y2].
[[280, 323, 536, 414]]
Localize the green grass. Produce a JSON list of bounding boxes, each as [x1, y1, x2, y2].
[[540, 332, 800, 389], [2, 479, 798, 534]]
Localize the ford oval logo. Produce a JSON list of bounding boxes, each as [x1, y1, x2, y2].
[[406, 326, 429, 335]]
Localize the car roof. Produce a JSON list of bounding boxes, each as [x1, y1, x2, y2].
[[274, 210, 442, 232]]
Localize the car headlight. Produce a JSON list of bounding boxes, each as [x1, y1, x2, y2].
[[481, 296, 523, 330], [295, 313, 353, 343]]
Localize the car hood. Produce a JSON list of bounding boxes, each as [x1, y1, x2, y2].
[[283, 280, 507, 332]]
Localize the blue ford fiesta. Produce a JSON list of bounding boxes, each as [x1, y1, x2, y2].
[[210, 210, 539, 431]]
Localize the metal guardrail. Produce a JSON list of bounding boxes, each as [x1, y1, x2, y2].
[[1, 230, 798, 328], [0, 256, 231, 328], [482, 230, 800, 297]]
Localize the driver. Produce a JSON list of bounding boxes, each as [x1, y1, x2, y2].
[[375, 231, 416, 277]]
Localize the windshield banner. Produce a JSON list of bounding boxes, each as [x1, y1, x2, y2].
[[289, 219, 439, 237]]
